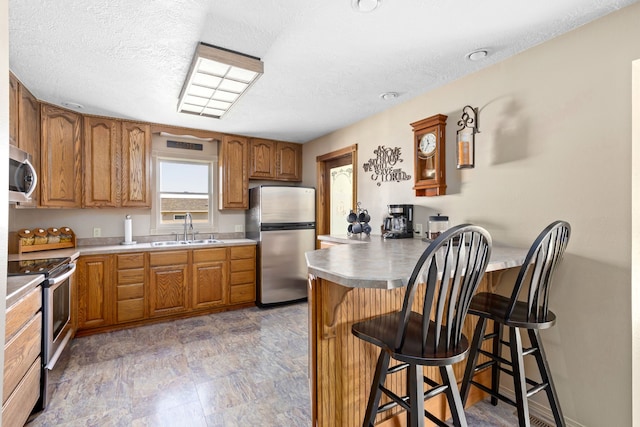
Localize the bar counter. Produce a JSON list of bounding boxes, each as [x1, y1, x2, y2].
[[305, 235, 527, 427]]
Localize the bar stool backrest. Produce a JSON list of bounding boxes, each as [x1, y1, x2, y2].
[[395, 224, 492, 354], [506, 220, 571, 323]]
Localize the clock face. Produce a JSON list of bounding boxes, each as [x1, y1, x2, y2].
[[419, 133, 437, 157]]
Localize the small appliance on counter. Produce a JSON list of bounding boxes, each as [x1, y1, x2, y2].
[[382, 204, 414, 239], [428, 213, 449, 240]]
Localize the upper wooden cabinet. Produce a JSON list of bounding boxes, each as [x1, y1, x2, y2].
[[11, 75, 41, 207], [83, 118, 150, 208], [248, 138, 302, 182], [121, 122, 151, 208], [83, 117, 120, 208], [40, 104, 83, 208], [276, 141, 302, 181], [249, 138, 276, 179], [9, 74, 18, 147], [219, 135, 249, 210]]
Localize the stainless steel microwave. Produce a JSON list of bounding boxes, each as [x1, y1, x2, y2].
[[9, 145, 38, 204]]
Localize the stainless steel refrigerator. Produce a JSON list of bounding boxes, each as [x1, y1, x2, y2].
[[246, 185, 316, 307]]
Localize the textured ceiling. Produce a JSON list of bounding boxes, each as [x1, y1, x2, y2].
[[8, 0, 639, 143]]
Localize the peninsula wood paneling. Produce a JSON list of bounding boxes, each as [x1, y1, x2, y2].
[[309, 273, 498, 426]]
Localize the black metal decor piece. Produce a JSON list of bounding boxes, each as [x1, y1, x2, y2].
[[456, 105, 479, 169], [362, 145, 411, 186]]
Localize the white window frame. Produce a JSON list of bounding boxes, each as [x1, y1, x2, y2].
[[150, 151, 218, 236]]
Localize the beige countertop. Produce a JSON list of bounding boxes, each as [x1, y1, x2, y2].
[[6, 275, 43, 308], [307, 235, 527, 289], [8, 238, 257, 261]]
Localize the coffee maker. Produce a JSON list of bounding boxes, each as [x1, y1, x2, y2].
[[383, 204, 414, 239]]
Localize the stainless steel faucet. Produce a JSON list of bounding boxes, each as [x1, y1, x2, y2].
[[183, 212, 193, 241]]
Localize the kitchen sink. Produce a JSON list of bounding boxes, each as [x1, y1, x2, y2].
[[150, 239, 223, 247]]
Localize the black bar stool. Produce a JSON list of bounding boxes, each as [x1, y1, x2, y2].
[[352, 224, 492, 427], [460, 220, 571, 427]]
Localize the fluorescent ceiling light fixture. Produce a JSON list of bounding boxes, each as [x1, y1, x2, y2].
[[178, 43, 263, 119]]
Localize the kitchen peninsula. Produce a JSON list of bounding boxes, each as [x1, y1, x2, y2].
[[305, 235, 527, 426]]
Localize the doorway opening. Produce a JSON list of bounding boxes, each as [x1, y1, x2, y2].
[[316, 145, 357, 242]]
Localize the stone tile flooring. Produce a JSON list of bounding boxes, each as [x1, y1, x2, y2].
[[26, 302, 519, 426]]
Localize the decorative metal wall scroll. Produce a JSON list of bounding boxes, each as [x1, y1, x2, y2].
[[362, 145, 412, 186]]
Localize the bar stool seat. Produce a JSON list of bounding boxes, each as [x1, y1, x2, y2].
[[460, 220, 571, 427], [352, 224, 492, 427]]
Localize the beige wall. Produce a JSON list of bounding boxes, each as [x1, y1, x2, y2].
[[302, 4, 640, 426]]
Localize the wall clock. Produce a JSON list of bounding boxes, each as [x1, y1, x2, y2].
[[411, 114, 447, 196]]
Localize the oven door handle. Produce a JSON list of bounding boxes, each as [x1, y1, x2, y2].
[[48, 263, 77, 287]]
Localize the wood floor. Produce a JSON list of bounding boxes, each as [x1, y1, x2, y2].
[[25, 302, 519, 426]]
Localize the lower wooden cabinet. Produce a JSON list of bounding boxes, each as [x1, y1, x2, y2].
[[192, 248, 228, 309], [115, 253, 146, 323], [149, 251, 190, 317], [77, 245, 256, 334], [229, 245, 256, 304], [3, 286, 42, 427], [77, 255, 112, 329]]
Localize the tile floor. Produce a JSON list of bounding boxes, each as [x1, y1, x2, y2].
[[26, 302, 519, 426]]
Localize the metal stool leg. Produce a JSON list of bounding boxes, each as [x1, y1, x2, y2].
[[460, 316, 487, 405], [509, 327, 530, 427], [363, 351, 391, 427], [528, 329, 566, 427], [407, 364, 425, 427], [490, 321, 503, 406], [441, 365, 468, 427]]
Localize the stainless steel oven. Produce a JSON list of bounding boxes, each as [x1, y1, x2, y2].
[[7, 256, 76, 413]]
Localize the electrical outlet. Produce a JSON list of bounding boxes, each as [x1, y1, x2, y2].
[[93, 227, 101, 237], [235, 224, 244, 232], [414, 223, 423, 237]]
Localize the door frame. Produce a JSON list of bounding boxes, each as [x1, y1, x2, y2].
[[316, 144, 357, 242]]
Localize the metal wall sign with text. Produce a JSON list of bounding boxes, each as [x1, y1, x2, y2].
[[362, 145, 412, 186]]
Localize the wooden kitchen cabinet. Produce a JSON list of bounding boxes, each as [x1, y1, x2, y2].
[[275, 141, 302, 181], [115, 253, 147, 323], [229, 245, 256, 304], [248, 138, 277, 179], [149, 250, 190, 317], [8, 74, 42, 208], [3, 285, 42, 427], [9, 73, 19, 147], [40, 104, 83, 208], [192, 248, 228, 309], [248, 138, 303, 182], [219, 135, 249, 209], [77, 255, 113, 329], [83, 117, 120, 208], [121, 122, 151, 208]]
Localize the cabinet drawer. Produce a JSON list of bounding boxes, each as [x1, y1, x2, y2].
[[230, 270, 255, 285], [230, 245, 255, 260], [117, 268, 145, 285], [230, 258, 255, 272], [117, 283, 144, 301], [5, 286, 41, 342], [117, 253, 145, 269], [3, 312, 41, 404], [230, 284, 255, 304], [150, 251, 189, 266], [117, 299, 145, 323], [2, 356, 41, 427], [193, 248, 227, 263]]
